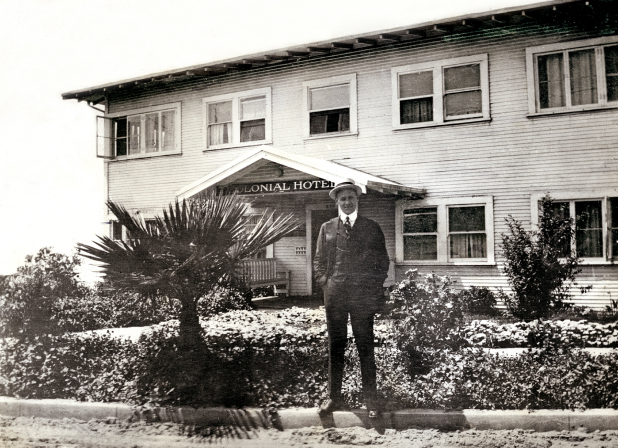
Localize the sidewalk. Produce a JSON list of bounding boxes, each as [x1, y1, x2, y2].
[[1, 397, 617, 432]]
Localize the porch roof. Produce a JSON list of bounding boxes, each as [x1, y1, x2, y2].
[[175, 146, 425, 200]]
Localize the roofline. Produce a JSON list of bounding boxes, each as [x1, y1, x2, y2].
[[61, 0, 583, 101]]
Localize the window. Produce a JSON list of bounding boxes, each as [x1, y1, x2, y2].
[[396, 196, 494, 264], [302, 74, 357, 138], [550, 200, 604, 258], [203, 87, 271, 149], [526, 36, 618, 114], [391, 54, 490, 129], [531, 192, 618, 262], [402, 208, 438, 260], [97, 103, 181, 159], [110, 221, 123, 241], [448, 206, 487, 259]]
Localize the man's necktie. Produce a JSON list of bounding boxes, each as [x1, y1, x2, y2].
[[344, 216, 352, 237]]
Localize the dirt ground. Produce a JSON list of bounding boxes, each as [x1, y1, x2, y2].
[[1, 415, 617, 448]]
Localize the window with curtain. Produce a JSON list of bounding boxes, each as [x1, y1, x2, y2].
[[529, 38, 618, 113], [112, 108, 178, 157], [308, 84, 350, 135], [542, 197, 615, 261], [208, 101, 232, 146], [396, 197, 494, 264], [403, 207, 438, 260], [399, 71, 433, 124], [575, 201, 603, 258], [538, 53, 565, 109], [203, 87, 271, 148], [448, 206, 487, 259], [392, 54, 489, 128]]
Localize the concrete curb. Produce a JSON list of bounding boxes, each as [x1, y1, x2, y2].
[[1, 397, 617, 432]]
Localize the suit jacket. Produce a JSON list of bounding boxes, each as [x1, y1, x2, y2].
[[314, 215, 390, 289]]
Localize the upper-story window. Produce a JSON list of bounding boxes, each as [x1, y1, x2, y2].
[[395, 196, 495, 265], [526, 36, 618, 115], [203, 87, 272, 150], [302, 74, 357, 138], [97, 102, 181, 160], [391, 54, 490, 129]]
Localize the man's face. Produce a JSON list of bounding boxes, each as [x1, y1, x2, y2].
[[336, 188, 359, 215]]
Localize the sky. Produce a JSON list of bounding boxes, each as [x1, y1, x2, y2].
[[0, 0, 544, 283]]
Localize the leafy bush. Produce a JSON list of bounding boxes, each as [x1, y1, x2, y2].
[[0, 248, 88, 338], [0, 332, 138, 402], [54, 284, 179, 332], [384, 269, 466, 376], [500, 196, 590, 320], [457, 286, 500, 316], [196, 287, 253, 317], [412, 348, 618, 410]]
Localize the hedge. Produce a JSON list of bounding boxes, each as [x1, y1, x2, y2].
[[1, 308, 617, 411], [464, 319, 618, 348]]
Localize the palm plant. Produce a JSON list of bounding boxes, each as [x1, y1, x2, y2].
[[78, 190, 298, 347]]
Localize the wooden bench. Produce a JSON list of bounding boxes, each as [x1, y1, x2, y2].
[[240, 259, 290, 297]]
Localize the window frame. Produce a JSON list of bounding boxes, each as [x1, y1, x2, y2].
[[395, 196, 495, 265], [104, 102, 182, 160], [391, 54, 490, 130], [531, 190, 618, 264], [526, 36, 618, 115], [302, 73, 358, 139], [202, 87, 272, 150]]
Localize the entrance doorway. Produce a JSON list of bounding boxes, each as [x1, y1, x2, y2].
[[310, 207, 338, 294]]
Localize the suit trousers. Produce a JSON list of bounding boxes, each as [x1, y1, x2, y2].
[[323, 276, 379, 408]]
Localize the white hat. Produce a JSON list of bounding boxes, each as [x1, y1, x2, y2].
[[329, 180, 363, 200]]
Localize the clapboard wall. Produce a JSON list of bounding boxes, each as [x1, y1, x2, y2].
[[104, 19, 618, 307]]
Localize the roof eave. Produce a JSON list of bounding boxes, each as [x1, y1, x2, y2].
[[62, 0, 582, 101]]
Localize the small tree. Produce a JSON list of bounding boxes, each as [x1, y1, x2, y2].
[[0, 248, 87, 338], [500, 195, 590, 320], [78, 190, 298, 348]]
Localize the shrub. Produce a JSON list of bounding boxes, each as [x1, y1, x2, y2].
[[132, 309, 328, 408], [0, 248, 88, 338], [54, 284, 178, 332], [384, 269, 466, 376], [196, 287, 253, 318], [0, 332, 138, 402], [500, 195, 591, 321], [457, 286, 500, 316]]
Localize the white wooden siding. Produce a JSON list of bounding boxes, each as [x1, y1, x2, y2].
[[105, 22, 618, 308]]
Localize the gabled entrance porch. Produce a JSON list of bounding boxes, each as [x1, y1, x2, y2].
[[176, 146, 424, 296]]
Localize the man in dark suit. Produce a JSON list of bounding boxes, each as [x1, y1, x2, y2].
[[314, 180, 390, 418]]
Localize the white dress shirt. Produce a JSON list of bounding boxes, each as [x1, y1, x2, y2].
[[339, 209, 358, 228]]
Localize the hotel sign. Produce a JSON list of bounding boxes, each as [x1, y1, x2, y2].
[[227, 179, 336, 195]]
